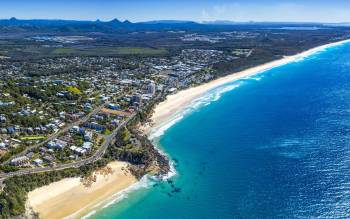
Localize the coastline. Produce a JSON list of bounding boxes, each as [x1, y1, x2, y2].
[[145, 39, 350, 136], [25, 161, 137, 219], [24, 38, 350, 219]]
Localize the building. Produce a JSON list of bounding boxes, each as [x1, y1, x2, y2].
[[47, 139, 68, 150], [107, 103, 120, 110], [84, 131, 93, 142], [131, 93, 142, 107], [82, 142, 93, 151], [69, 145, 78, 151], [33, 158, 43, 166], [0, 115, 6, 123], [83, 122, 105, 132], [70, 126, 80, 133], [0, 142, 6, 149], [43, 155, 55, 163], [74, 147, 87, 155], [11, 156, 29, 166], [146, 82, 156, 95]]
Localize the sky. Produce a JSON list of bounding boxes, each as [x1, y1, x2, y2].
[[1, 0, 350, 23]]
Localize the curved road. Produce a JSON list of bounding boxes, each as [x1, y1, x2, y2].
[[3, 102, 110, 165], [0, 112, 136, 181]]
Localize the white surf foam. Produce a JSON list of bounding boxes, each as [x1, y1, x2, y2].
[[82, 38, 350, 219], [81, 176, 154, 219], [81, 211, 97, 219], [149, 82, 243, 141]]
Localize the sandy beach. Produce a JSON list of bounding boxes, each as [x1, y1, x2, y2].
[[146, 39, 350, 134], [26, 161, 137, 219], [23, 38, 350, 219]]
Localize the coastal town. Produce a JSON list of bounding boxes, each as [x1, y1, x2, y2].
[[0, 16, 349, 219], [0, 48, 233, 177]]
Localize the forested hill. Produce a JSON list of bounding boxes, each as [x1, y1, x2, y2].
[[0, 17, 339, 33]]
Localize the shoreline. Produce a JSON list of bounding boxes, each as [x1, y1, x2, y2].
[[25, 161, 137, 219], [24, 38, 350, 219], [145, 39, 350, 136]]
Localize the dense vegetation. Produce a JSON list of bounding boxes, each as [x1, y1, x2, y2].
[[0, 159, 109, 218], [0, 105, 169, 218], [0, 20, 349, 218]]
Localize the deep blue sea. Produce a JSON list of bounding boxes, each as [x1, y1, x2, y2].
[[91, 42, 350, 219]]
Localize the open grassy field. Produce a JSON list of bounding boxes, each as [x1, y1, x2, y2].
[[20, 136, 46, 141], [52, 47, 168, 56]]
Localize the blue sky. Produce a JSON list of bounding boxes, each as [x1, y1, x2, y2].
[[1, 0, 350, 23]]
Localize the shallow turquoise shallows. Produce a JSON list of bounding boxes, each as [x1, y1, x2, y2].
[[91, 42, 350, 219]]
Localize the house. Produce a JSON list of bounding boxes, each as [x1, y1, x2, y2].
[[84, 102, 93, 110], [26, 152, 35, 159], [74, 147, 87, 155], [84, 131, 93, 141], [55, 139, 68, 149], [33, 158, 43, 166], [59, 112, 66, 119], [11, 156, 29, 166], [56, 92, 65, 97], [70, 126, 80, 133], [7, 127, 15, 134], [0, 142, 6, 149], [82, 142, 93, 151], [47, 141, 55, 148], [0, 115, 6, 123], [94, 114, 105, 121], [83, 122, 105, 132], [107, 103, 120, 110], [69, 145, 78, 151], [27, 127, 34, 134], [47, 139, 68, 150], [43, 155, 55, 163]]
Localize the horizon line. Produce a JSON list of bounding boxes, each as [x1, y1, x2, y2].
[[0, 17, 349, 25]]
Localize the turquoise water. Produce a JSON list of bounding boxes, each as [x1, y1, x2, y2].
[[91, 42, 350, 219]]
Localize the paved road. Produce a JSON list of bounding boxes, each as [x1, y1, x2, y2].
[[0, 112, 136, 181], [3, 102, 110, 165], [0, 90, 165, 181]]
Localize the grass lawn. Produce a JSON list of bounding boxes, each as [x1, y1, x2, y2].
[[20, 136, 46, 141]]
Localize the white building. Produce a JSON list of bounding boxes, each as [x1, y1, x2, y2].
[[146, 82, 156, 95], [33, 158, 43, 166]]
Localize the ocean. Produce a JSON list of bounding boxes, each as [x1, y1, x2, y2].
[[90, 42, 350, 219]]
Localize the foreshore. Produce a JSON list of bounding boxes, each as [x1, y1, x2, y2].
[[25, 161, 137, 219], [24, 38, 350, 219], [145, 39, 350, 135]]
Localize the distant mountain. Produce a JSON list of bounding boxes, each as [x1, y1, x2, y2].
[[0, 18, 207, 33], [140, 20, 198, 24], [0, 17, 336, 34]]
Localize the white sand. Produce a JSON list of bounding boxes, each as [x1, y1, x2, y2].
[[26, 161, 137, 219], [145, 39, 350, 135]]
